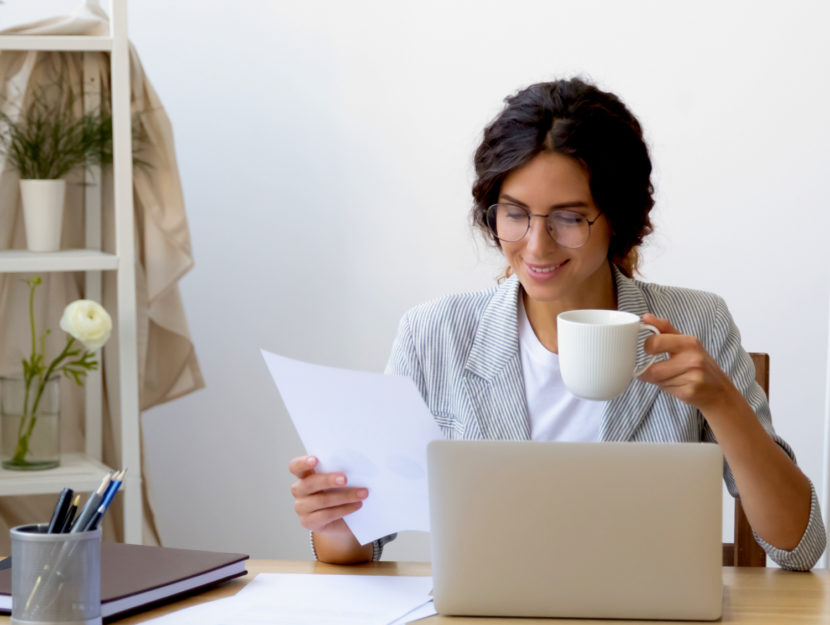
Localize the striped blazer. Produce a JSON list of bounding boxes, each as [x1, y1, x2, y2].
[[385, 268, 826, 570]]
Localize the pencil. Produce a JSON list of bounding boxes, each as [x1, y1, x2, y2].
[[89, 470, 125, 529], [71, 473, 111, 533]]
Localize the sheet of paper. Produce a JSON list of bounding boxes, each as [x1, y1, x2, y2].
[[143, 573, 434, 625], [389, 598, 437, 624], [261, 350, 443, 544]]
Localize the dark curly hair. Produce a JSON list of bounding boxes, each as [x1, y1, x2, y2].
[[471, 77, 654, 277]]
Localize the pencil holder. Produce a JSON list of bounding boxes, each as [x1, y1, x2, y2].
[[10, 523, 102, 625]]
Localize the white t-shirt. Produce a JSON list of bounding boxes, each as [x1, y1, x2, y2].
[[518, 298, 605, 442]]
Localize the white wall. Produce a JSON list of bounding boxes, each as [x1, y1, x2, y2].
[[4, 0, 829, 562]]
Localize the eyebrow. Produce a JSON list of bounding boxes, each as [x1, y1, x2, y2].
[[500, 194, 590, 211]]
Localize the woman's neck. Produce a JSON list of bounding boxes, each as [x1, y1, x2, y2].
[[522, 263, 617, 352]]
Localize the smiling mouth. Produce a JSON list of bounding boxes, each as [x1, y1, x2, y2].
[[526, 260, 568, 274]]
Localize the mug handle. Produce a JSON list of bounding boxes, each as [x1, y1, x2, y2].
[[633, 323, 661, 377]]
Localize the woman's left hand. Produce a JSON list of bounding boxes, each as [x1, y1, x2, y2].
[[638, 313, 739, 411], [640, 316, 814, 556]]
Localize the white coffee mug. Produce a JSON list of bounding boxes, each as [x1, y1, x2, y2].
[[557, 309, 660, 401]]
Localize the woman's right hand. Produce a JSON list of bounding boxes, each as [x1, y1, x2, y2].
[[288, 455, 372, 562]]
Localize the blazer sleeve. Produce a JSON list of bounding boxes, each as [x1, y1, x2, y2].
[[702, 296, 826, 570]]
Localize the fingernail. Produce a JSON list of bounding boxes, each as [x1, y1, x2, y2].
[[306, 456, 316, 465], [357, 488, 368, 499], [335, 475, 346, 486]]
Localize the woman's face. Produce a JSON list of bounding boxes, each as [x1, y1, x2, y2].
[[498, 151, 613, 309]]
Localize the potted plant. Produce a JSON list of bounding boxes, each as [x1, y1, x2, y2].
[[0, 82, 112, 252]]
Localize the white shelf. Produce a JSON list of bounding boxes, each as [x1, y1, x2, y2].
[[0, 249, 118, 272], [0, 0, 143, 543], [0, 453, 112, 496], [0, 36, 112, 52]]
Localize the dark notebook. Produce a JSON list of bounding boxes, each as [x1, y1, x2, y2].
[[0, 542, 248, 620]]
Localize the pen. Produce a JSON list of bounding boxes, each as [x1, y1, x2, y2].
[[71, 473, 111, 533], [60, 495, 81, 533], [46, 488, 74, 533], [27, 487, 74, 610]]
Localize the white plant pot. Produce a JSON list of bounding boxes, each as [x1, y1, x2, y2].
[[19, 179, 66, 252]]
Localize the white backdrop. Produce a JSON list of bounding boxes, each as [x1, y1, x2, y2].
[[2, 0, 829, 563]]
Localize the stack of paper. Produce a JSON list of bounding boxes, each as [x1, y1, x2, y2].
[[144, 573, 435, 625]]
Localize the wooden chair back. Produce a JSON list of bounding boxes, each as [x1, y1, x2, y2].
[[721, 352, 768, 567]]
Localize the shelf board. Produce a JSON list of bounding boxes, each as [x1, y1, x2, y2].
[[0, 249, 118, 272], [0, 453, 112, 496], [0, 35, 112, 52]]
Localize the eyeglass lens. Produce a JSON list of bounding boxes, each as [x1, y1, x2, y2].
[[486, 204, 594, 248]]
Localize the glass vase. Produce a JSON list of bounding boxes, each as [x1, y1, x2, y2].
[[1, 375, 60, 471]]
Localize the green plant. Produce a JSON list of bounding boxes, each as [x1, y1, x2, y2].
[[0, 82, 113, 179], [8, 276, 111, 468]]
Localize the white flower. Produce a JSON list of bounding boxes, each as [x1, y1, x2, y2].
[[59, 299, 112, 352]]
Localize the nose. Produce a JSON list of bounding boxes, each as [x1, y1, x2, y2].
[[525, 214, 556, 253]]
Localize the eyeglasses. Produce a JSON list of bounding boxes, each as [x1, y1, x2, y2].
[[486, 203, 602, 248]]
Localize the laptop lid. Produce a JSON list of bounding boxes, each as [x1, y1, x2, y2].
[[427, 440, 723, 620]]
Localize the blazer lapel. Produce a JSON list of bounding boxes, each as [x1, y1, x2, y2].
[[600, 268, 661, 442], [458, 269, 659, 442], [462, 276, 531, 440]]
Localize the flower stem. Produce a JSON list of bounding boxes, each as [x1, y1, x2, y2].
[[28, 278, 36, 363], [10, 337, 75, 465]]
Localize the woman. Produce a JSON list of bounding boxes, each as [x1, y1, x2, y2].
[[288, 77, 826, 569]]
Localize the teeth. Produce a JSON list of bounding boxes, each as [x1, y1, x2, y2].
[[530, 263, 562, 273]]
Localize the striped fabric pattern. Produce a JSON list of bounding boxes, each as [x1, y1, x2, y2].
[[385, 267, 826, 570]]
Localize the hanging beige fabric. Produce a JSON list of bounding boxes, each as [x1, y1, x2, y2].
[[0, 3, 204, 548]]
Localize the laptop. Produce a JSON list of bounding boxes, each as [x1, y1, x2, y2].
[[427, 440, 723, 620]]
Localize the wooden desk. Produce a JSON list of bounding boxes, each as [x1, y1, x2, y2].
[[3, 561, 830, 624]]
